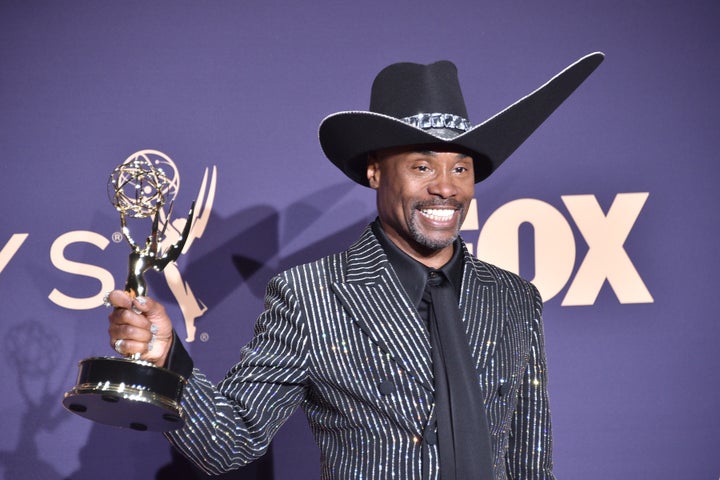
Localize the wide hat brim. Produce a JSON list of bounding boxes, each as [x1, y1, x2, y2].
[[319, 52, 604, 186]]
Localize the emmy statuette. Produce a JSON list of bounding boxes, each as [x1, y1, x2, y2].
[[63, 152, 195, 432]]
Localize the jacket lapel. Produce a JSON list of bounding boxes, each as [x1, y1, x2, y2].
[[331, 227, 434, 392], [459, 251, 506, 375], [332, 228, 509, 393]]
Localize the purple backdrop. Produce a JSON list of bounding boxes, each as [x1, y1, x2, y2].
[[1, 1, 718, 479]]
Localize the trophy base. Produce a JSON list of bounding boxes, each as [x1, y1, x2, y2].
[[63, 356, 186, 432]]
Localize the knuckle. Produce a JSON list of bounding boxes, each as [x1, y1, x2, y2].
[[121, 324, 140, 338]]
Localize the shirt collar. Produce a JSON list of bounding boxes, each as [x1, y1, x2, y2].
[[371, 218, 464, 308]]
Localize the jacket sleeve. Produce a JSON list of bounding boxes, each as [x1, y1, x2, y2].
[[506, 283, 555, 479], [164, 273, 310, 475]]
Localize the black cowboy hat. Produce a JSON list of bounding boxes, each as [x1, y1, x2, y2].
[[319, 52, 604, 186]]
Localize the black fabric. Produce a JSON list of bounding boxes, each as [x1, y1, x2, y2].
[[164, 330, 194, 380], [371, 220, 430, 307], [423, 270, 494, 479], [371, 220, 493, 477], [318, 52, 605, 187], [370, 61, 469, 120]]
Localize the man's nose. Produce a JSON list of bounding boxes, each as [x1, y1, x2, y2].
[[427, 171, 457, 198]]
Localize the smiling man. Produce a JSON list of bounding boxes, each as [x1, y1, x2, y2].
[[368, 147, 475, 268], [107, 53, 604, 479]]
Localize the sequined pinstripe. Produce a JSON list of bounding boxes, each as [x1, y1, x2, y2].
[[166, 225, 554, 479]]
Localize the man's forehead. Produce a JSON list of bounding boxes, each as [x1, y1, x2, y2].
[[374, 144, 474, 158]]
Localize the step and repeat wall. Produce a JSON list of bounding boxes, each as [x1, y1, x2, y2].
[[1, 1, 718, 479]]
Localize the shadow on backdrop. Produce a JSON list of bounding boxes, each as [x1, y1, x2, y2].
[[65, 182, 371, 479], [1, 321, 67, 479]]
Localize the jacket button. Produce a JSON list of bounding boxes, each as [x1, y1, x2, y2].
[[424, 431, 437, 445], [498, 383, 510, 397], [378, 380, 396, 395], [423, 421, 438, 445]]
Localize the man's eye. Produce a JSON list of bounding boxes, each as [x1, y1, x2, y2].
[[415, 165, 430, 172]]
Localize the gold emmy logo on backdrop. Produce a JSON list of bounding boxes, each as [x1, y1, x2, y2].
[[63, 150, 201, 432]]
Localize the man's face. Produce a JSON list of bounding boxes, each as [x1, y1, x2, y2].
[[367, 146, 475, 265]]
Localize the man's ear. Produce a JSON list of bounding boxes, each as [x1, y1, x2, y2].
[[366, 154, 380, 189]]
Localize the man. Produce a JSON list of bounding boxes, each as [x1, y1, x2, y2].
[[107, 52, 604, 479]]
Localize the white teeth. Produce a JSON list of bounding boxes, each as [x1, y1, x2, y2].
[[421, 208, 455, 221]]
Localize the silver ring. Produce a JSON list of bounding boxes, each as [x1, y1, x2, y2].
[[114, 338, 124, 355], [147, 323, 158, 352], [132, 296, 146, 315], [103, 292, 112, 308]]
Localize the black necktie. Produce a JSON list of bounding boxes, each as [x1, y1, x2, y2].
[[422, 270, 494, 479]]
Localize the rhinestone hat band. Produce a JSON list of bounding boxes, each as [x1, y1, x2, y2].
[[400, 113, 472, 132]]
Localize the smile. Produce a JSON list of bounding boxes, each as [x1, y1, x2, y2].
[[419, 208, 457, 222]]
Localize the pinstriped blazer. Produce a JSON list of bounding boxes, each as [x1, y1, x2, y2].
[[166, 224, 555, 480]]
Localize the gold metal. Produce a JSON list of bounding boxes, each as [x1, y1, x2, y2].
[[107, 152, 192, 297], [63, 151, 196, 432], [69, 382, 181, 414]]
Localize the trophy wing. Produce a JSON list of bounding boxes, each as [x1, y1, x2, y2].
[[181, 165, 217, 254]]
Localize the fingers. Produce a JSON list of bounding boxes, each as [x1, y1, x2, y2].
[[105, 290, 173, 364], [109, 317, 154, 346], [107, 291, 167, 322], [112, 337, 152, 357], [106, 290, 149, 313]]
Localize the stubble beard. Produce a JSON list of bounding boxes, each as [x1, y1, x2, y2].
[[407, 202, 464, 252]]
